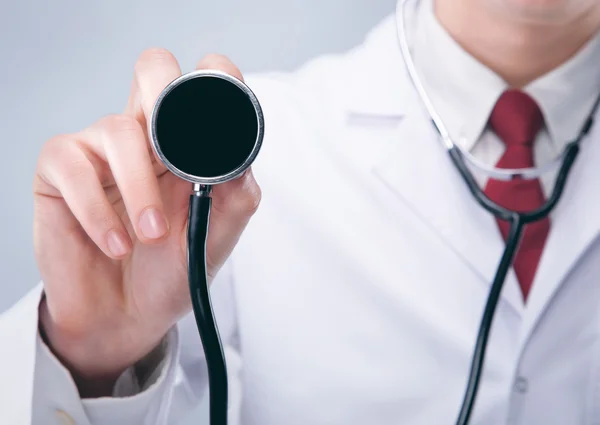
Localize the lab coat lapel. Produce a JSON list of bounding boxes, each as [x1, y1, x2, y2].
[[517, 119, 600, 349], [341, 13, 529, 312], [370, 107, 525, 314], [339, 14, 525, 313]]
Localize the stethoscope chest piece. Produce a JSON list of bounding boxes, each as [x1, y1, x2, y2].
[[150, 70, 264, 185], [149, 70, 265, 425]]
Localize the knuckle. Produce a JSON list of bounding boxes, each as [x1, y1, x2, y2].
[[40, 134, 75, 161], [59, 155, 94, 186], [236, 177, 262, 215], [99, 113, 142, 139], [37, 135, 99, 192], [38, 135, 85, 177], [35, 136, 71, 190], [63, 161, 92, 182], [83, 199, 113, 228], [248, 187, 262, 214], [97, 114, 146, 152]]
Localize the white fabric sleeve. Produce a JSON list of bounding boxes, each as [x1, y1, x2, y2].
[[0, 258, 240, 425], [33, 324, 180, 425]]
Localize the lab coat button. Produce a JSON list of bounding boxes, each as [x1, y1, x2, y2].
[[514, 377, 528, 393], [55, 410, 75, 425]]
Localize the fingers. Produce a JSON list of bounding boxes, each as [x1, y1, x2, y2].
[[82, 114, 170, 243], [35, 135, 132, 259], [34, 49, 259, 267], [131, 48, 182, 127], [195, 53, 244, 81], [122, 48, 182, 172], [36, 110, 172, 260]]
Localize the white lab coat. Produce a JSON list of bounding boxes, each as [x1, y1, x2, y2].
[[3, 13, 600, 425]]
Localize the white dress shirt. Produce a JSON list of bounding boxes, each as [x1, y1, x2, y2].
[[413, 0, 600, 196], [4, 1, 600, 424]]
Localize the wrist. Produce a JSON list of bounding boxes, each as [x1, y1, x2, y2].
[[38, 296, 165, 398]]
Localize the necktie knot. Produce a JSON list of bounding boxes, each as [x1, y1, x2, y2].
[[489, 89, 543, 147]]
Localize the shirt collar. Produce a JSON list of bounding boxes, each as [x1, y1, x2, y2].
[[412, 0, 600, 152], [527, 34, 600, 146]]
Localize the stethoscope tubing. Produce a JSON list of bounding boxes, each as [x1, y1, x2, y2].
[[455, 215, 524, 425], [188, 187, 229, 425]]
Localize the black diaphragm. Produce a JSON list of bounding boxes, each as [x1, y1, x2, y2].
[[150, 70, 264, 185]]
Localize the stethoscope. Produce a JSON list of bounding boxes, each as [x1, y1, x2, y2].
[[148, 1, 600, 423], [150, 70, 264, 425]]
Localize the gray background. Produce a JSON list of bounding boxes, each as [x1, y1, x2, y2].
[[0, 0, 395, 423]]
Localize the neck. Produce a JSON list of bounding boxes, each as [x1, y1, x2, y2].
[[435, 0, 600, 88]]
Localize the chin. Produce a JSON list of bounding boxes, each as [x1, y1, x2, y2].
[[493, 0, 595, 23]]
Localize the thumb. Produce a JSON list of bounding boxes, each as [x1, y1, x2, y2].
[[205, 168, 262, 280]]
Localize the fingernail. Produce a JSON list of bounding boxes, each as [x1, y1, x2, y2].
[[107, 230, 129, 257], [139, 208, 168, 239]]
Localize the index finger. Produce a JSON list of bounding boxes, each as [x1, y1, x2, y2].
[[125, 48, 182, 131]]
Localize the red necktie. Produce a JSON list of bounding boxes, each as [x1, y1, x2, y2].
[[483, 90, 550, 302]]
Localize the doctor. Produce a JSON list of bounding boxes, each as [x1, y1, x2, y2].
[[3, 0, 600, 423]]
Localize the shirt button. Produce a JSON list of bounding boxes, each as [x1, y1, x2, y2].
[[514, 376, 529, 394], [55, 410, 75, 425]]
